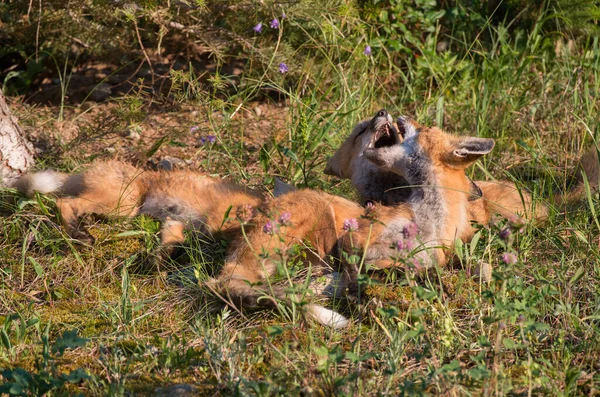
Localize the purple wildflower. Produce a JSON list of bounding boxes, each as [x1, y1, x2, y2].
[[253, 23, 263, 33], [281, 11, 286, 19], [501, 252, 517, 265], [279, 63, 288, 74], [207, 135, 216, 144], [190, 125, 199, 133], [499, 227, 511, 241], [270, 18, 279, 29], [395, 238, 415, 252], [402, 222, 418, 240], [363, 201, 379, 221], [236, 204, 254, 224], [363, 45, 372, 56], [343, 218, 359, 232], [263, 220, 279, 235], [199, 137, 207, 145], [395, 240, 406, 251], [278, 212, 291, 226]]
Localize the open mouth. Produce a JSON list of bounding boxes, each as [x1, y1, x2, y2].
[[371, 121, 400, 149]]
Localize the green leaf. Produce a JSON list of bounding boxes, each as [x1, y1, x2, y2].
[[167, 140, 187, 147], [29, 257, 45, 278], [502, 337, 517, 349], [266, 325, 283, 338], [345, 351, 360, 363], [379, 9, 389, 22], [115, 230, 147, 237], [438, 359, 461, 374], [52, 329, 89, 355], [470, 230, 481, 256], [569, 266, 585, 285], [9, 383, 23, 395], [0, 329, 11, 350], [63, 368, 90, 383], [146, 136, 168, 157], [278, 145, 299, 162]]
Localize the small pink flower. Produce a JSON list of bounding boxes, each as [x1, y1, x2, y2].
[[363, 201, 379, 221], [402, 222, 418, 240], [395, 238, 415, 252], [502, 252, 517, 265], [263, 220, 279, 235], [363, 45, 372, 56], [343, 218, 359, 232], [253, 23, 263, 33], [499, 227, 511, 241], [278, 212, 291, 226], [236, 204, 254, 224], [190, 125, 199, 133]]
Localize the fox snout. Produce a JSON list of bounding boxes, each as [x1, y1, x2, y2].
[[371, 109, 394, 129], [397, 116, 419, 139], [369, 109, 400, 149]]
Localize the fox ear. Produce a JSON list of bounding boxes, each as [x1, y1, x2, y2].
[[273, 177, 296, 197], [324, 157, 343, 177], [325, 120, 370, 178], [451, 138, 495, 164]]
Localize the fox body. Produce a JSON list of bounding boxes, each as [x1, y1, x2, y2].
[[325, 111, 548, 225], [14, 161, 263, 246], [211, 116, 496, 327]]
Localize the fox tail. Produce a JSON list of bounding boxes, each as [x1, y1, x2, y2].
[[13, 170, 81, 197], [206, 277, 350, 329]]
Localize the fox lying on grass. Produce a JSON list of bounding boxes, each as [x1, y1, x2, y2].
[[324, 109, 549, 225], [14, 162, 263, 252], [13, 111, 597, 328], [209, 116, 503, 327]]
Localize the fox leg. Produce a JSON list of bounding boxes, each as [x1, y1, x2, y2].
[[147, 218, 188, 267], [209, 191, 340, 309], [160, 218, 186, 245], [55, 197, 101, 242], [55, 192, 140, 243]]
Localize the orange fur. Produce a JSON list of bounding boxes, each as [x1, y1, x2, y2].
[[16, 160, 263, 245], [326, 119, 547, 226], [211, 120, 493, 315]]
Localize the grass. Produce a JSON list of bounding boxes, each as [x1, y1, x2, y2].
[[2, 4, 600, 396]]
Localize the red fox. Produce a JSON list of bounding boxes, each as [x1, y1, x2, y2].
[[14, 161, 263, 249], [209, 116, 500, 327], [325, 110, 548, 225]]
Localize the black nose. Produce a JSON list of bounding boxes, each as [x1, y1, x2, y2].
[[377, 109, 387, 118]]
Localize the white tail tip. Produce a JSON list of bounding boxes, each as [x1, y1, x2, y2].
[[28, 171, 65, 194], [306, 304, 350, 329]]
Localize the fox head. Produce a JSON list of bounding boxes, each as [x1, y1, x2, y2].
[[363, 116, 494, 195], [324, 109, 400, 179]]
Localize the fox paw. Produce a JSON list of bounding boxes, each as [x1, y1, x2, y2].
[[70, 229, 96, 245]]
